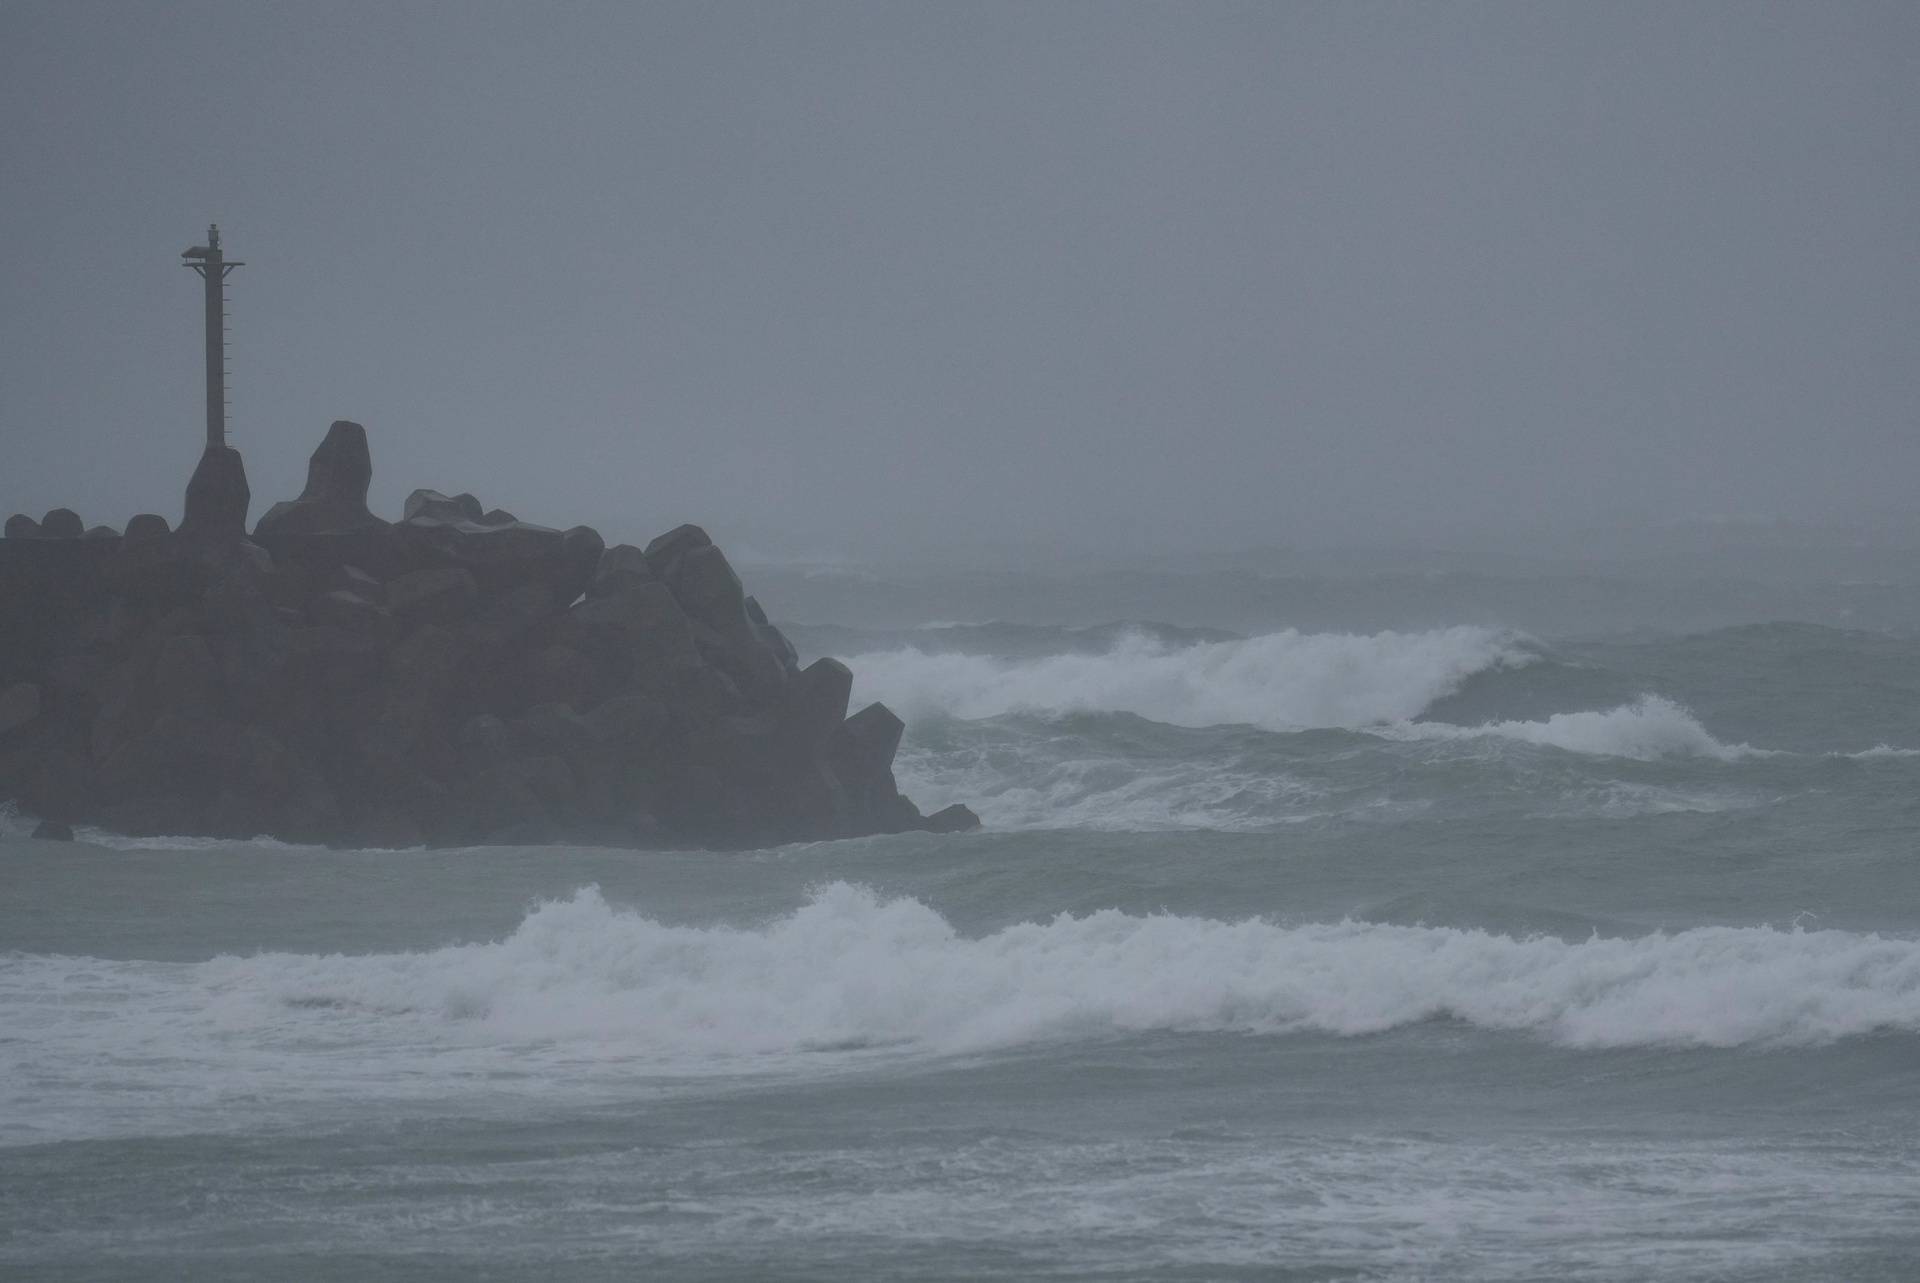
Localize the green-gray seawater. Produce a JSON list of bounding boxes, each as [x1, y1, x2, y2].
[[6, 621, 1920, 1279]]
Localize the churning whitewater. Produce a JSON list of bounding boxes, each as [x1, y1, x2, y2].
[[847, 625, 1536, 729], [12, 882, 1920, 1117], [849, 625, 1878, 831], [7, 619, 1920, 1279], [850, 626, 1764, 754]]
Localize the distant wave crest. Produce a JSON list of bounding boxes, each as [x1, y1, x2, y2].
[[846, 629, 1771, 763], [1398, 695, 1762, 761], [848, 626, 1534, 730]]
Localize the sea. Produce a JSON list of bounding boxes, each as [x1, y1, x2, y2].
[[5, 557, 1920, 1280]]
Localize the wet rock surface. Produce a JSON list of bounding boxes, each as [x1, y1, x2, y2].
[[2, 425, 976, 848]]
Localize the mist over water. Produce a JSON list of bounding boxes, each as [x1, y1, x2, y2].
[[6, 4, 1920, 559], [7, 1, 1920, 1277]]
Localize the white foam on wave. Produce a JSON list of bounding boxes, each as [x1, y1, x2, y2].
[[219, 885, 1920, 1051], [9, 885, 1920, 1143], [1398, 695, 1763, 762], [842, 630, 1768, 763], [90, 885, 1920, 1053], [848, 627, 1532, 731], [1548, 781, 1762, 818], [891, 746, 1328, 831]]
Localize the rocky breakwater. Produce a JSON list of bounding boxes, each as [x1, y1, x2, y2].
[[0, 422, 977, 847]]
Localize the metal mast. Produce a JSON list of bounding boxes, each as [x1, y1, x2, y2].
[[181, 224, 243, 448]]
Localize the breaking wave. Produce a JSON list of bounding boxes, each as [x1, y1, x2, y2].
[[186, 885, 1920, 1053], [890, 745, 1330, 832], [848, 627, 1533, 730], [1398, 695, 1762, 761], [843, 628, 1769, 778]]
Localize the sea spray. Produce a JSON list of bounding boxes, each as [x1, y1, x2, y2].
[[1392, 695, 1763, 761]]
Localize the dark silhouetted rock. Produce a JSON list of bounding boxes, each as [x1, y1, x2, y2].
[[464, 581, 556, 653], [423, 517, 563, 570], [922, 803, 981, 833], [89, 676, 144, 766], [254, 421, 384, 541], [275, 761, 343, 842], [179, 446, 250, 543], [455, 714, 514, 769], [399, 493, 567, 594], [124, 513, 170, 543], [746, 597, 801, 674], [874, 792, 927, 833], [206, 789, 275, 840], [305, 420, 373, 505], [584, 693, 671, 752], [529, 643, 601, 710], [32, 819, 74, 841], [22, 747, 96, 828], [229, 726, 292, 804], [270, 523, 413, 582], [403, 490, 484, 524], [261, 560, 312, 612], [509, 753, 578, 815], [520, 702, 596, 760], [0, 423, 965, 848], [590, 544, 653, 598], [309, 589, 388, 634], [148, 634, 219, 715], [452, 759, 552, 843], [154, 605, 202, 637], [557, 525, 604, 604], [829, 702, 904, 783], [82, 525, 119, 540], [286, 622, 384, 694], [97, 712, 227, 807], [556, 581, 703, 678], [334, 564, 384, 601], [642, 524, 708, 578], [386, 567, 478, 626], [827, 702, 917, 833], [358, 624, 464, 776], [645, 526, 739, 627], [788, 658, 851, 746], [348, 810, 428, 850], [0, 682, 40, 736], [643, 527, 789, 697], [235, 541, 273, 578], [664, 715, 787, 844], [41, 508, 84, 539], [45, 654, 106, 704], [94, 794, 201, 838], [202, 567, 288, 721]]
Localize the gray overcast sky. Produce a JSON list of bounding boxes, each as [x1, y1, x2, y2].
[[2, 1, 1916, 559]]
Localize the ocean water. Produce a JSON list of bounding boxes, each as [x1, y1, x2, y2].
[[6, 618, 1920, 1279]]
